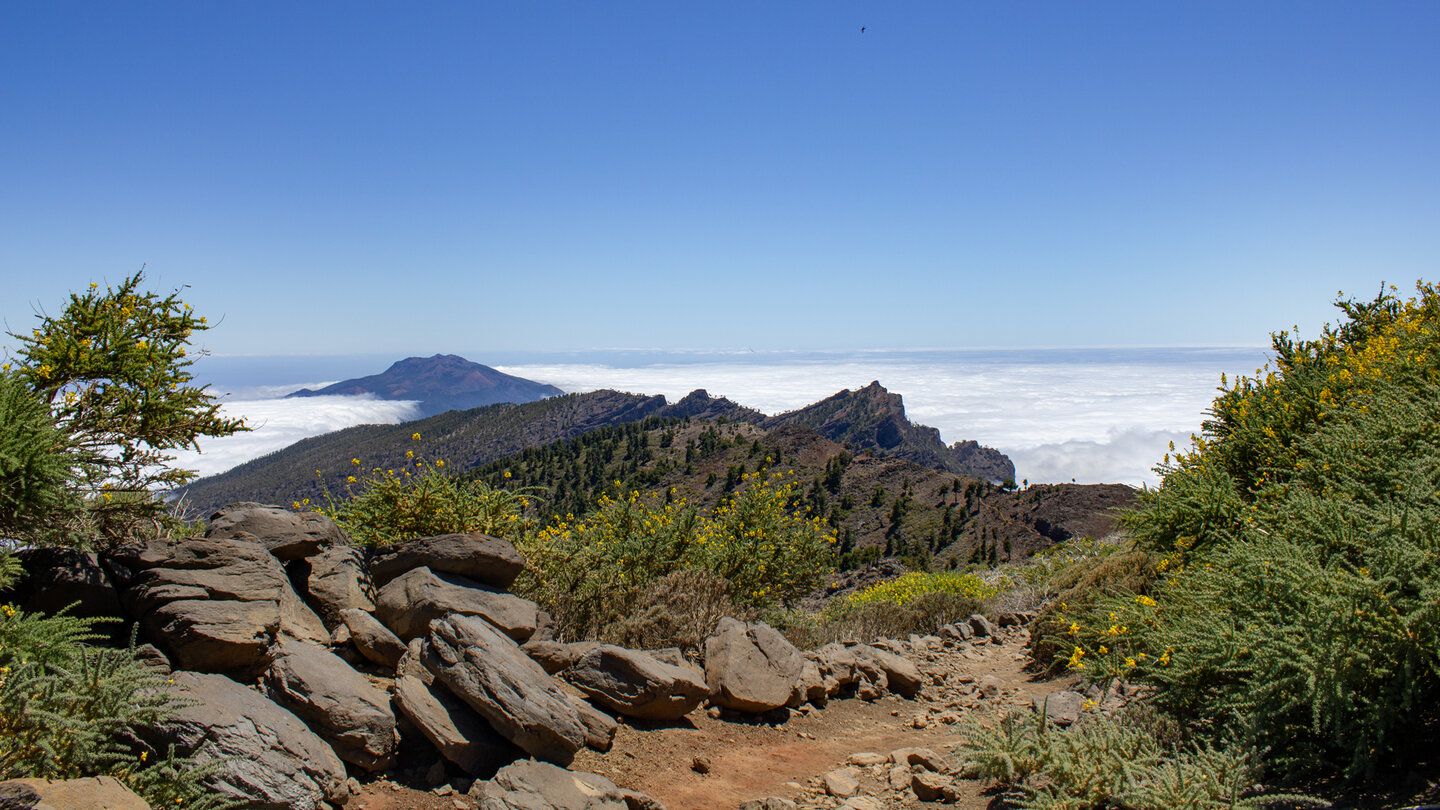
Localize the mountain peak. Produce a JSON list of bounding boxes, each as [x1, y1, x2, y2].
[[287, 355, 563, 416]]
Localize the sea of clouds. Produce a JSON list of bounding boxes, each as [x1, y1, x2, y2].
[[174, 348, 1267, 486]]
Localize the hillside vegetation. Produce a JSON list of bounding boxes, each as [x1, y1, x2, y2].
[[1024, 283, 1440, 800]]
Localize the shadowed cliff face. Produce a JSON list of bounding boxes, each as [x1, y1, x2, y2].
[[287, 354, 564, 417], [763, 381, 1014, 482]]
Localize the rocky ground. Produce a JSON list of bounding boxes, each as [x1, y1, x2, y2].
[[352, 626, 1070, 810]]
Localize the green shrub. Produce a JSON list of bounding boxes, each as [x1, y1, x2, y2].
[[4, 271, 245, 545], [0, 372, 79, 542], [606, 569, 748, 652], [1030, 549, 1160, 672], [1059, 283, 1440, 781], [953, 708, 1317, 810], [0, 606, 233, 808], [519, 472, 835, 642], [843, 570, 995, 609], [322, 441, 532, 545]]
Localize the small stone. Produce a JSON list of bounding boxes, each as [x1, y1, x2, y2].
[[910, 715, 928, 729], [978, 674, 1002, 699], [345, 777, 361, 796], [839, 798, 883, 810], [912, 771, 953, 801], [822, 769, 860, 798], [432, 784, 455, 796], [887, 764, 911, 790], [847, 752, 887, 766], [691, 755, 712, 774]]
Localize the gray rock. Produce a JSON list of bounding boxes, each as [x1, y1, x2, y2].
[[469, 759, 665, 810], [911, 771, 954, 801], [393, 639, 522, 777], [852, 645, 924, 697], [822, 768, 860, 798], [1035, 690, 1087, 726], [307, 544, 375, 627], [978, 674, 1002, 699], [788, 659, 827, 708], [426, 613, 588, 764], [339, 607, 407, 668], [376, 567, 540, 641], [522, 640, 602, 675], [573, 699, 618, 753], [703, 619, 803, 713], [0, 777, 147, 809], [206, 503, 348, 560], [115, 536, 327, 673], [966, 613, 997, 638], [151, 671, 348, 810], [11, 548, 124, 624], [889, 747, 952, 773], [264, 640, 398, 770], [939, 622, 973, 641], [738, 799, 799, 810], [369, 532, 526, 589], [565, 645, 708, 721]]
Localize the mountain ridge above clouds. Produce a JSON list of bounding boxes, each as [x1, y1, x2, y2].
[[286, 354, 563, 417]]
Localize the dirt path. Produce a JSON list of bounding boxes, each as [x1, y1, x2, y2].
[[354, 629, 1068, 810]]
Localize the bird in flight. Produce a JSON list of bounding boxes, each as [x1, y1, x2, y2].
[[860, 26, 866, 33]]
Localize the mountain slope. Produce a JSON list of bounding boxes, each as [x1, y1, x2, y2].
[[764, 381, 1014, 482], [287, 354, 563, 416]]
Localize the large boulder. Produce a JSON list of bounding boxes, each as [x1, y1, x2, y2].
[[205, 503, 348, 560], [9, 548, 124, 624], [307, 544, 375, 628], [425, 613, 588, 764], [522, 640, 602, 675], [565, 645, 708, 721], [150, 672, 348, 810], [112, 536, 327, 673], [0, 777, 148, 809], [338, 607, 407, 668], [393, 639, 521, 776], [368, 532, 526, 589], [703, 619, 804, 713], [264, 640, 398, 770], [375, 567, 540, 641], [469, 759, 664, 810]]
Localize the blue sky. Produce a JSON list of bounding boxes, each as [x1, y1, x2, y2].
[[3, 2, 1438, 357]]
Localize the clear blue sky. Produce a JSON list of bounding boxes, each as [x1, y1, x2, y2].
[[3, 2, 1437, 358]]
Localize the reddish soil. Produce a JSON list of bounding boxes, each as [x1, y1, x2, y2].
[[352, 630, 1071, 810]]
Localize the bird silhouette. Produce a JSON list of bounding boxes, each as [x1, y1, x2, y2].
[[860, 26, 866, 33]]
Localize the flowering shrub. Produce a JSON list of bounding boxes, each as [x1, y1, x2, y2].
[[518, 471, 835, 642], [844, 571, 995, 609], [1053, 283, 1440, 781], [321, 436, 531, 545]]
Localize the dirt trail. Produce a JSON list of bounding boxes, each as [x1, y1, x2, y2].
[[355, 630, 1068, 810]]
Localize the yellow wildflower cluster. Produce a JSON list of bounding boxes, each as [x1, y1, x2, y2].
[[846, 571, 996, 610]]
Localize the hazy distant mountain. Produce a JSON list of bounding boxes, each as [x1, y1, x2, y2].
[[287, 354, 562, 416]]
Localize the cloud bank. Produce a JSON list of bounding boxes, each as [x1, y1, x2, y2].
[[174, 349, 1262, 486], [170, 395, 419, 479]]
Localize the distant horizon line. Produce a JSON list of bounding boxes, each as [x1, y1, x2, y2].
[[198, 343, 1272, 360]]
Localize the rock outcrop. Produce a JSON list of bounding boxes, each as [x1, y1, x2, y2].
[[565, 645, 709, 721], [704, 619, 805, 713]]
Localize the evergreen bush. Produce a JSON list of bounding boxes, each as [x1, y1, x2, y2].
[[0, 371, 78, 541]]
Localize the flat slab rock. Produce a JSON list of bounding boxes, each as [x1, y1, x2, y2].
[[393, 638, 524, 777], [0, 777, 148, 810], [149, 671, 348, 810], [376, 566, 540, 641], [205, 502, 349, 560], [426, 613, 589, 764], [469, 759, 665, 810], [369, 532, 526, 589]]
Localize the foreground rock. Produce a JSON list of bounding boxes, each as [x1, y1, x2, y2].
[[152, 672, 348, 810], [375, 567, 541, 641], [369, 532, 526, 589], [565, 645, 709, 721], [264, 640, 398, 770], [112, 536, 328, 673], [469, 759, 664, 810], [338, 607, 407, 668], [0, 777, 149, 809], [9, 548, 124, 624], [704, 619, 804, 713], [205, 503, 348, 560], [394, 639, 521, 776], [308, 545, 376, 628], [426, 613, 589, 764]]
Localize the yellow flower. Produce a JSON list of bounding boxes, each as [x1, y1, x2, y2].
[[406, 450, 415, 459], [351, 458, 360, 465], [503, 471, 512, 479], [1135, 595, 1157, 607], [347, 476, 356, 483], [435, 459, 444, 467], [412, 432, 421, 441], [1068, 622, 1079, 636]]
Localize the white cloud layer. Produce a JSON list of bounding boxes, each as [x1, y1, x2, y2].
[[170, 395, 419, 479], [173, 350, 1263, 486]]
